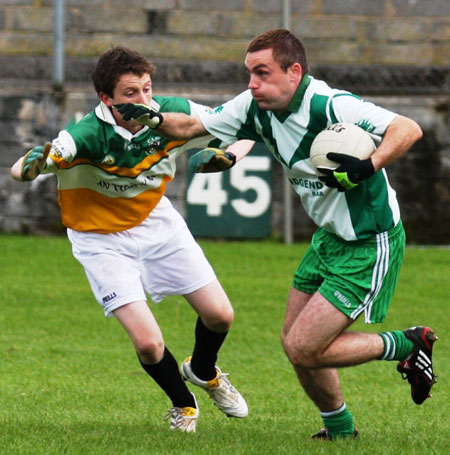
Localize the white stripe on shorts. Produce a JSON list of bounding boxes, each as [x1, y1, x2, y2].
[[350, 231, 390, 323]]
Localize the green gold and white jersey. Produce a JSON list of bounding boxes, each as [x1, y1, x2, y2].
[[44, 97, 220, 233], [200, 74, 399, 241]]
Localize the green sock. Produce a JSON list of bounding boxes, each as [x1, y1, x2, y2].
[[379, 331, 414, 361], [320, 403, 354, 438]]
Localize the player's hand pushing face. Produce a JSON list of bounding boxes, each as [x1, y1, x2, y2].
[[114, 103, 163, 129]]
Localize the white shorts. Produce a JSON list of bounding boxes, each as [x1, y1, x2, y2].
[[67, 196, 216, 317]]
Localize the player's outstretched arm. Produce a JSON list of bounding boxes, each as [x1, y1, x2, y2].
[[11, 142, 52, 181], [114, 103, 207, 139]]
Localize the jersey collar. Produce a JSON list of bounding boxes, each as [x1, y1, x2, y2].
[[95, 101, 154, 140], [287, 73, 311, 113], [273, 73, 311, 123]]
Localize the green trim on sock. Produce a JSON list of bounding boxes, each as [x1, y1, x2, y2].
[[380, 331, 414, 361], [321, 407, 354, 438]]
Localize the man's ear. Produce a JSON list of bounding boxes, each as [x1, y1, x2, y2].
[[289, 62, 302, 83], [99, 92, 113, 107]]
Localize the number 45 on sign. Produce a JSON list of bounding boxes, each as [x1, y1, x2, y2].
[[187, 156, 271, 218]]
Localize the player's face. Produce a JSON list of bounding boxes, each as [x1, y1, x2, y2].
[[102, 72, 153, 132], [245, 48, 302, 113]]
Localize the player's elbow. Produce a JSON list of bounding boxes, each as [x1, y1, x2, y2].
[[11, 169, 22, 181], [10, 159, 24, 181], [409, 118, 423, 144], [395, 115, 423, 145]]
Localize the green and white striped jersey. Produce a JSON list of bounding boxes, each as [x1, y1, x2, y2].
[[200, 74, 400, 241]]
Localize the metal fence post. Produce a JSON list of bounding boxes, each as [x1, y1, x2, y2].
[[52, 0, 65, 88], [282, 0, 294, 245]]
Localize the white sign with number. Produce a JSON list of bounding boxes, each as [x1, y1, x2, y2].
[[186, 156, 271, 218]]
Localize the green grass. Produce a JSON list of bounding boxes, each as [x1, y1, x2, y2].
[[0, 235, 448, 455]]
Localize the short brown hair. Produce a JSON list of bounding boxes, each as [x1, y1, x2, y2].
[[247, 29, 309, 73], [91, 46, 156, 97]]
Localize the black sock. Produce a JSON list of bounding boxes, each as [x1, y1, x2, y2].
[[139, 347, 196, 408], [190, 317, 228, 381]]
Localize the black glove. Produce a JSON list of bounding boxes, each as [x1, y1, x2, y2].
[[114, 103, 163, 129], [318, 152, 375, 192]]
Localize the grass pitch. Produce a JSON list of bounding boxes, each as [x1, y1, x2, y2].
[[0, 235, 448, 455]]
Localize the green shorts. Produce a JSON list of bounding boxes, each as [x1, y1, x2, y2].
[[292, 222, 405, 324]]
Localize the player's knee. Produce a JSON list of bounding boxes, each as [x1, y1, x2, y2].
[[203, 306, 234, 332], [282, 336, 319, 369], [136, 339, 165, 364], [220, 305, 234, 328]]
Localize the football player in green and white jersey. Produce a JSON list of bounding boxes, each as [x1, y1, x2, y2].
[[11, 46, 252, 432], [117, 30, 438, 440]]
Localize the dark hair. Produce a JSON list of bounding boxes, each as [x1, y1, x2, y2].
[[91, 46, 156, 97], [247, 29, 309, 73]]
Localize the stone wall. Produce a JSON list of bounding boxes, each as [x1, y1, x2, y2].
[[0, 0, 449, 86], [0, 1, 449, 68], [0, 1, 449, 242]]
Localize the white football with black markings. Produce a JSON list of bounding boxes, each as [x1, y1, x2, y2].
[[310, 122, 376, 173]]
